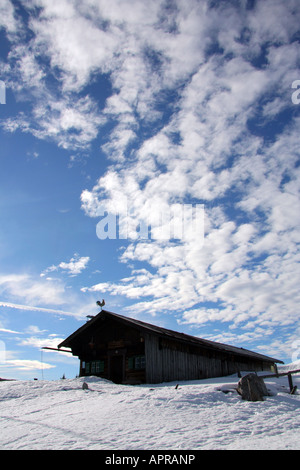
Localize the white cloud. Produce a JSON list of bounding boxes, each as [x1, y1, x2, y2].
[[2, 93, 105, 150], [0, 301, 80, 318], [25, 325, 47, 335], [19, 335, 64, 350], [41, 254, 90, 277], [0, 327, 21, 334], [57, 254, 90, 276], [3, 0, 298, 156], [0, 0, 19, 35], [5, 359, 54, 371], [0, 273, 70, 308], [0, 271, 93, 320], [28, 0, 120, 91]]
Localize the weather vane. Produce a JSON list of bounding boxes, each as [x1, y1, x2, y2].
[[96, 299, 105, 311]]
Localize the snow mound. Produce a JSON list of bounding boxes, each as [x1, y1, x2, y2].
[[279, 360, 300, 373], [0, 373, 300, 450]]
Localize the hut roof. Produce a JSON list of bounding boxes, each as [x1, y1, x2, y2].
[[58, 309, 283, 364]]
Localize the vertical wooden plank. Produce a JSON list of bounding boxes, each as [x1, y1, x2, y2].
[[288, 373, 294, 393]]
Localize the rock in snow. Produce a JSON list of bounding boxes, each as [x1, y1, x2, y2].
[[237, 373, 269, 401]]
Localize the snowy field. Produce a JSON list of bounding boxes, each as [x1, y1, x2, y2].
[[0, 365, 300, 450]]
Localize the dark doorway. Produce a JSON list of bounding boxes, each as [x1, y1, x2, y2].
[[109, 355, 124, 383]]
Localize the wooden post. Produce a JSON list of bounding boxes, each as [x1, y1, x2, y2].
[[255, 369, 299, 395], [287, 373, 298, 394], [288, 373, 294, 393]]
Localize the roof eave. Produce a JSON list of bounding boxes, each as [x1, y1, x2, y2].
[[57, 312, 103, 349]]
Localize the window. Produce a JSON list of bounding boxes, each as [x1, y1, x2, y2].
[[128, 355, 146, 370], [84, 360, 104, 375], [96, 360, 104, 373], [135, 356, 146, 369]]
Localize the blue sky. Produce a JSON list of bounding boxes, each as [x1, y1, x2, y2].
[[0, 0, 300, 380]]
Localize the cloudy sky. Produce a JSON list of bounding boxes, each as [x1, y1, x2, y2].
[[0, 0, 300, 380]]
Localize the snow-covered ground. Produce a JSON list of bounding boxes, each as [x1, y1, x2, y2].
[[0, 365, 300, 450]]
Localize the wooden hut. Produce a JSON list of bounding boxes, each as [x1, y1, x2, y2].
[[58, 310, 283, 384]]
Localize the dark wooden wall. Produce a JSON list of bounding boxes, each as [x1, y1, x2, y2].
[[144, 334, 273, 383], [72, 317, 274, 384], [77, 319, 147, 383]]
